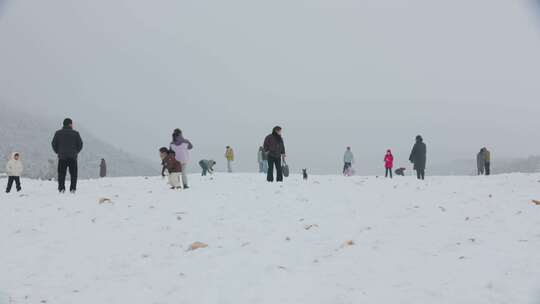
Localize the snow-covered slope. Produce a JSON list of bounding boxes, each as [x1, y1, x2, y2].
[[1, 173, 540, 303], [0, 105, 157, 178]]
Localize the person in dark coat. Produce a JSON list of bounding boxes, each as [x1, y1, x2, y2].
[[476, 149, 485, 175], [409, 135, 426, 180], [99, 158, 107, 178], [199, 159, 216, 176], [51, 118, 83, 193], [263, 126, 286, 182]]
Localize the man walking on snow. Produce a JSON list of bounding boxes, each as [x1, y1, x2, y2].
[[52, 118, 83, 193]]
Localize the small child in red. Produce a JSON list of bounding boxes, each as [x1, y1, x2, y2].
[[384, 150, 394, 178]]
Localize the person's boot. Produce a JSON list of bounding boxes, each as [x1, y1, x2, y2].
[[183, 185, 189, 189]]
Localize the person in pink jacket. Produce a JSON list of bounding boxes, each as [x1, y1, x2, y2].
[[384, 150, 394, 178]]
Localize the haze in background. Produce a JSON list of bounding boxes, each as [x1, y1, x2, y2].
[[1, 0, 540, 174]]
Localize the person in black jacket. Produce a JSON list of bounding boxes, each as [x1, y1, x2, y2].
[[263, 126, 286, 182], [409, 135, 427, 180], [52, 118, 83, 193]]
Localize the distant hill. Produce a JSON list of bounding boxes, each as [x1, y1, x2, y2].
[[0, 105, 158, 179]]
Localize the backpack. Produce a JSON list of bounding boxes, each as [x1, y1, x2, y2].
[[282, 160, 290, 177]]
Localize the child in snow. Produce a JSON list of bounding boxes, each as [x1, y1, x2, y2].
[[384, 150, 394, 178], [199, 159, 216, 176], [6, 152, 23, 193], [159, 147, 183, 189]]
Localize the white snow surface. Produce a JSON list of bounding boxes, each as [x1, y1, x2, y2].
[[1, 173, 540, 304]]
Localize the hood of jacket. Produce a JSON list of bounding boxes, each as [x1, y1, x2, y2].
[[172, 134, 189, 146], [10, 152, 21, 160]]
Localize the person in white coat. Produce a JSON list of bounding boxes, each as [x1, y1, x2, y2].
[[6, 152, 23, 193], [169, 129, 193, 189]]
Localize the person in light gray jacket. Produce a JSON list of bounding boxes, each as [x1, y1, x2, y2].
[[343, 147, 354, 174]]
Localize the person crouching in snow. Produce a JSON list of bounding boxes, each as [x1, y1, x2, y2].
[[6, 152, 23, 193], [159, 147, 183, 189], [384, 150, 394, 178], [199, 159, 216, 176]]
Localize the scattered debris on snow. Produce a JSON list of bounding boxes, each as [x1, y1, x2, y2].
[[188, 242, 208, 251]]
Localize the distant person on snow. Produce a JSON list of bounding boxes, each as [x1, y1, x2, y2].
[[170, 129, 193, 189], [343, 147, 354, 175], [409, 135, 427, 180], [99, 158, 107, 178], [257, 146, 268, 173], [160, 147, 183, 189], [52, 118, 83, 193], [395, 167, 406, 176], [225, 146, 234, 173], [263, 126, 286, 182], [476, 149, 485, 175], [199, 159, 216, 176], [5, 152, 23, 193], [483, 147, 491, 176], [46, 159, 56, 181], [384, 150, 394, 178]]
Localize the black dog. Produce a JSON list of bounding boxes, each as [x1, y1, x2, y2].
[[302, 169, 308, 180], [395, 167, 406, 176]]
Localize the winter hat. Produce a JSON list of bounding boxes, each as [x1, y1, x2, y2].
[[63, 118, 73, 127]]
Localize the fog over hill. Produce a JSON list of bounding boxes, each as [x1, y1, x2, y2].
[[0, 105, 158, 179], [1, 0, 540, 174]]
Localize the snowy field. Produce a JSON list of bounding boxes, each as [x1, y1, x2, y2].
[[1, 173, 540, 304]]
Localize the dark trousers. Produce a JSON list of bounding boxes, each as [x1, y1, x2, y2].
[[6, 176, 21, 193], [485, 162, 490, 176], [199, 162, 208, 176], [267, 156, 283, 182], [385, 168, 393, 178], [58, 158, 78, 191], [343, 162, 352, 174], [416, 169, 425, 180]]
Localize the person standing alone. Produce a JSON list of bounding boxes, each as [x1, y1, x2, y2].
[[384, 150, 394, 178], [52, 118, 83, 193], [409, 135, 426, 180], [343, 147, 355, 174], [263, 126, 286, 182], [225, 146, 234, 173], [5, 152, 23, 193], [99, 158, 107, 178]]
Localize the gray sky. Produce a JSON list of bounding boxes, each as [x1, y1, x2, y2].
[[1, 0, 540, 174]]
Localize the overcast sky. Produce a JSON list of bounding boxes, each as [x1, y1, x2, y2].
[[1, 0, 540, 174]]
